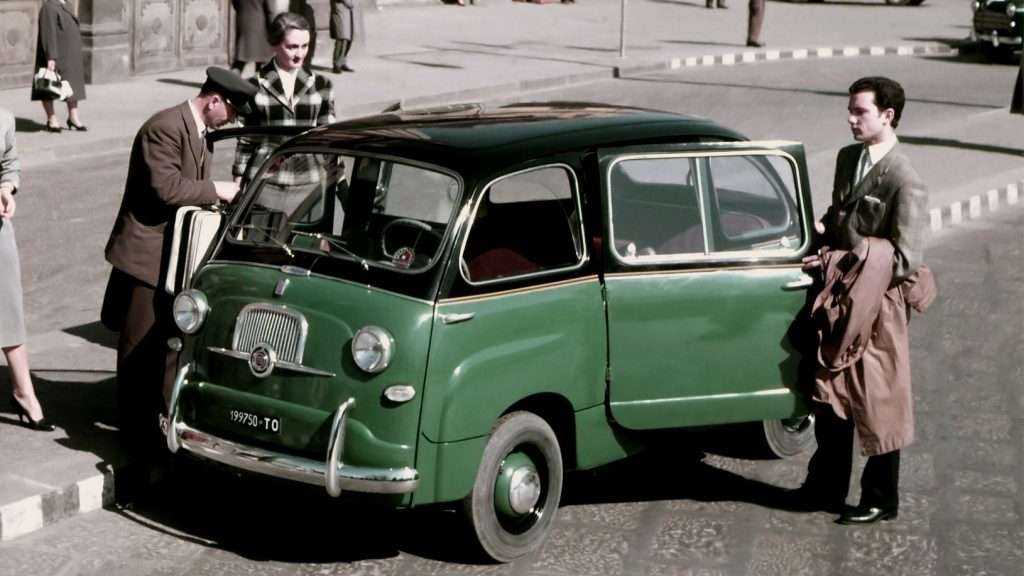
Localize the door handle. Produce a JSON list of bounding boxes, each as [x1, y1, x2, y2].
[[782, 274, 815, 290], [441, 312, 475, 325]]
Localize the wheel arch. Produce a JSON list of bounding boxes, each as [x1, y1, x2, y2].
[[503, 392, 578, 471]]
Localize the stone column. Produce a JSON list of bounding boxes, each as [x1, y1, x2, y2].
[[0, 1, 39, 89], [78, 0, 131, 83]]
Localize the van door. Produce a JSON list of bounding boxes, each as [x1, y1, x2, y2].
[[600, 142, 816, 430]]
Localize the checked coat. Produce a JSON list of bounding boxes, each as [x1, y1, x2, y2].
[[233, 62, 336, 184]]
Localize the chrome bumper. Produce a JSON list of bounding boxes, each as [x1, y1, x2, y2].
[[162, 364, 419, 497], [977, 32, 1023, 47]]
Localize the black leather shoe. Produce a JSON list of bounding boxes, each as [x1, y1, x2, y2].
[[746, 40, 765, 48], [838, 506, 898, 525], [340, 65, 355, 73]]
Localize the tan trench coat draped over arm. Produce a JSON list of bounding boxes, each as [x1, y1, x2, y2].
[[812, 237, 937, 457]]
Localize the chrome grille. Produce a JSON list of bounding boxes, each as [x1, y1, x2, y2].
[[231, 304, 307, 363], [975, 11, 1013, 32]]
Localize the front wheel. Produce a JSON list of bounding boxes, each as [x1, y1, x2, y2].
[[762, 414, 816, 458], [463, 411, 563, 563]]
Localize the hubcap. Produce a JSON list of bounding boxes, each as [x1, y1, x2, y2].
[[495, 451, 542, 518]]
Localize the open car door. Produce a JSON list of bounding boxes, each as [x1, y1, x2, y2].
[[164, 126, 310, 295]]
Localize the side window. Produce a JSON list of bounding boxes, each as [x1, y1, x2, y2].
[[608, 153, 802, 262], [462, 165, 583, 283], [609, 157, 705, 258], [705, 154, 802, 253]]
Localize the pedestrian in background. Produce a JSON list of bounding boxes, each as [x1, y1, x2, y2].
[[231, 0, 278, 77], [233, 13, 336, 209], [33, 0, 87, 132], [746, 0, 764, 47], [101, 68, 255, 456], [290, 0, 318, 70], [1, 107, 55, 432], [330, 0, 362, 73], [792, 76, 934, 525], [706, 0, 727, 8]]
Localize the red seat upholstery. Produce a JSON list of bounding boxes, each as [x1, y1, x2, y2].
[[467, 248, 539, 282]]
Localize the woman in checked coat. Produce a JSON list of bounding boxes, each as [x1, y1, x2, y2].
[[232, 12, 336, 213]]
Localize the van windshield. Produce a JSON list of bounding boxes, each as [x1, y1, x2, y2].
[[226, 151, 461, 273]]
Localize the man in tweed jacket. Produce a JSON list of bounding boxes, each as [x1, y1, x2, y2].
[[793, 76, 929, 526], [233, 12, 336, 193]]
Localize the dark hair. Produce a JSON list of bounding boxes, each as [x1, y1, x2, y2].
[[848, 76, 905, 129], [266, 12, 311, 46]]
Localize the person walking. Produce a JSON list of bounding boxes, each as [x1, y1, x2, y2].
[[33, 0, 87, 132], [231, 0, 277, 77], [706, 0, 727, 8], [329, 0, 362, 73], [233, 12, 336, 199], [101, 68, 255, 456], [746, 0, 764, 47], [1, 107, 55, 432], [791, 76, 933, 525]]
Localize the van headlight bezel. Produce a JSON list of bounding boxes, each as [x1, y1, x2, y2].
[[351, 326, 394, 374], [173, 290, 209, 334]]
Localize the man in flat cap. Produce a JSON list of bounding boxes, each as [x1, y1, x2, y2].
[[102, 67, 255, 462]]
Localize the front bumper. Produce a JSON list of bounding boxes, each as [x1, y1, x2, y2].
[[162, 364, 420, 497]]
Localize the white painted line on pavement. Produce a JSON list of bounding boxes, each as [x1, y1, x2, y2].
[[987, 189, 1000, 212], [77, 475, 106, 513], [722, 53, 736, 65], [742, 51, 757, 63], [1008, 183, 1019, 205], [0, 496, 43, 541], [845, 46, 862, 56], [766, 50, 780, 60], [930, 208, 942, 232], [817, 47, 833, 58], [950, 202, 963, 224], [702, 55, 715, 66], [969, 195, 982, 218]]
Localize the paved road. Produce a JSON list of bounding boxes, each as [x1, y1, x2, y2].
[[1, 208, 1019, 576]]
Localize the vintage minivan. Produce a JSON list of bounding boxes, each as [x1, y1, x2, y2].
[[163, 103, 819, 562]]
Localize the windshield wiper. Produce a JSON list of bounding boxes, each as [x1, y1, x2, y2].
[[230, 224, 294, 258], [290, 230, 370, 271]]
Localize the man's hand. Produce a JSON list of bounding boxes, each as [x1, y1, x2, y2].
[[801, 221, 827, 272], [214, 181, 240, 204], [0, 184, 15, 218]]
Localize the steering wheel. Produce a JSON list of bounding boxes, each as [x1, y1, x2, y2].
[[380, 217, 443, 258]]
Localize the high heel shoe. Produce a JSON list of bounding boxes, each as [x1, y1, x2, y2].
[[46, 123, 62, 133], [9, 395, 56, 432], [66, 119, 88, 131]]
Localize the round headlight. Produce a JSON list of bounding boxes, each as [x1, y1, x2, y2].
[[173, 290, 209, 334], [351, 326, 393, 374], [1007, 3, 1017, 17]]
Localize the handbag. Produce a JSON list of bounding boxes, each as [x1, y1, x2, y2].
[[31, 68, 73, 101]]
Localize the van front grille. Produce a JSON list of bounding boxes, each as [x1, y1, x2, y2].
[[231, 304, 307, 363]]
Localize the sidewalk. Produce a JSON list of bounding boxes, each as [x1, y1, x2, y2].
[[1, 0, 1020, 542]]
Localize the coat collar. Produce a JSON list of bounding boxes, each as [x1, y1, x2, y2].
[[257, 61, 315, 112], [842, 141, 902, 205]]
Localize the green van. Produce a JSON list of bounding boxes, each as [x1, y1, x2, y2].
[[163, 103, 818, 562]]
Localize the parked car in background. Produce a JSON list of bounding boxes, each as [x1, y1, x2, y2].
[[972, 0, 1024, 61], [790, 0, 924, 5], [163, 102, 820, 562]]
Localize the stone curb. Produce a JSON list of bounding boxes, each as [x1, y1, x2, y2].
[[0, 40, 1007, 545], [929, 180, 1022, 233]]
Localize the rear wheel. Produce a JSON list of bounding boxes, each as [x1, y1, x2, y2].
[[762, 414, 815, 458], [463, 411, 563, 562]]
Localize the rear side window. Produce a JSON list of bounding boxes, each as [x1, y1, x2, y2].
[[608, 151, 803, 262], [461, 165, 584, 283]]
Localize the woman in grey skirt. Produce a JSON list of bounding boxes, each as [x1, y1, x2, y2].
[[1, 108, 54, 431]]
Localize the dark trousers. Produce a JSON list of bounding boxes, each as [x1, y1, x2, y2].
[[805, 406, 901, 510], [747, 0, 765, 43], [333, 39, 351, 69], [109, 270, 178, 457]]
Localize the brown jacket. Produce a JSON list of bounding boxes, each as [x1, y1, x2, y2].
[[104, 102, 217, 288], [812, 237, 936, 456]]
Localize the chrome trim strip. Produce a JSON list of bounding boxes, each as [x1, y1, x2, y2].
[[163, 371, 419, 496], [208, 347, 336, 377], [438, 274, 601, 304]]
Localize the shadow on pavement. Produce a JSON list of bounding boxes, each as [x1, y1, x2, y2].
[[900, 135, 1024, 157], [64, 320, 119, 349]]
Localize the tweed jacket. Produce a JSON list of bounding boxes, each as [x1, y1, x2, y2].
[[232, 63, 336, 184], [812, 238, 936, 456], [104, 102, 217, 288], [821, 141, 928, 284]]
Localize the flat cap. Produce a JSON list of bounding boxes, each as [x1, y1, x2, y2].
[[201, 67, 257, 115]]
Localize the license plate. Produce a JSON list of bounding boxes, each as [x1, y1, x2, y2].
[[228, 408, 281, 434]]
